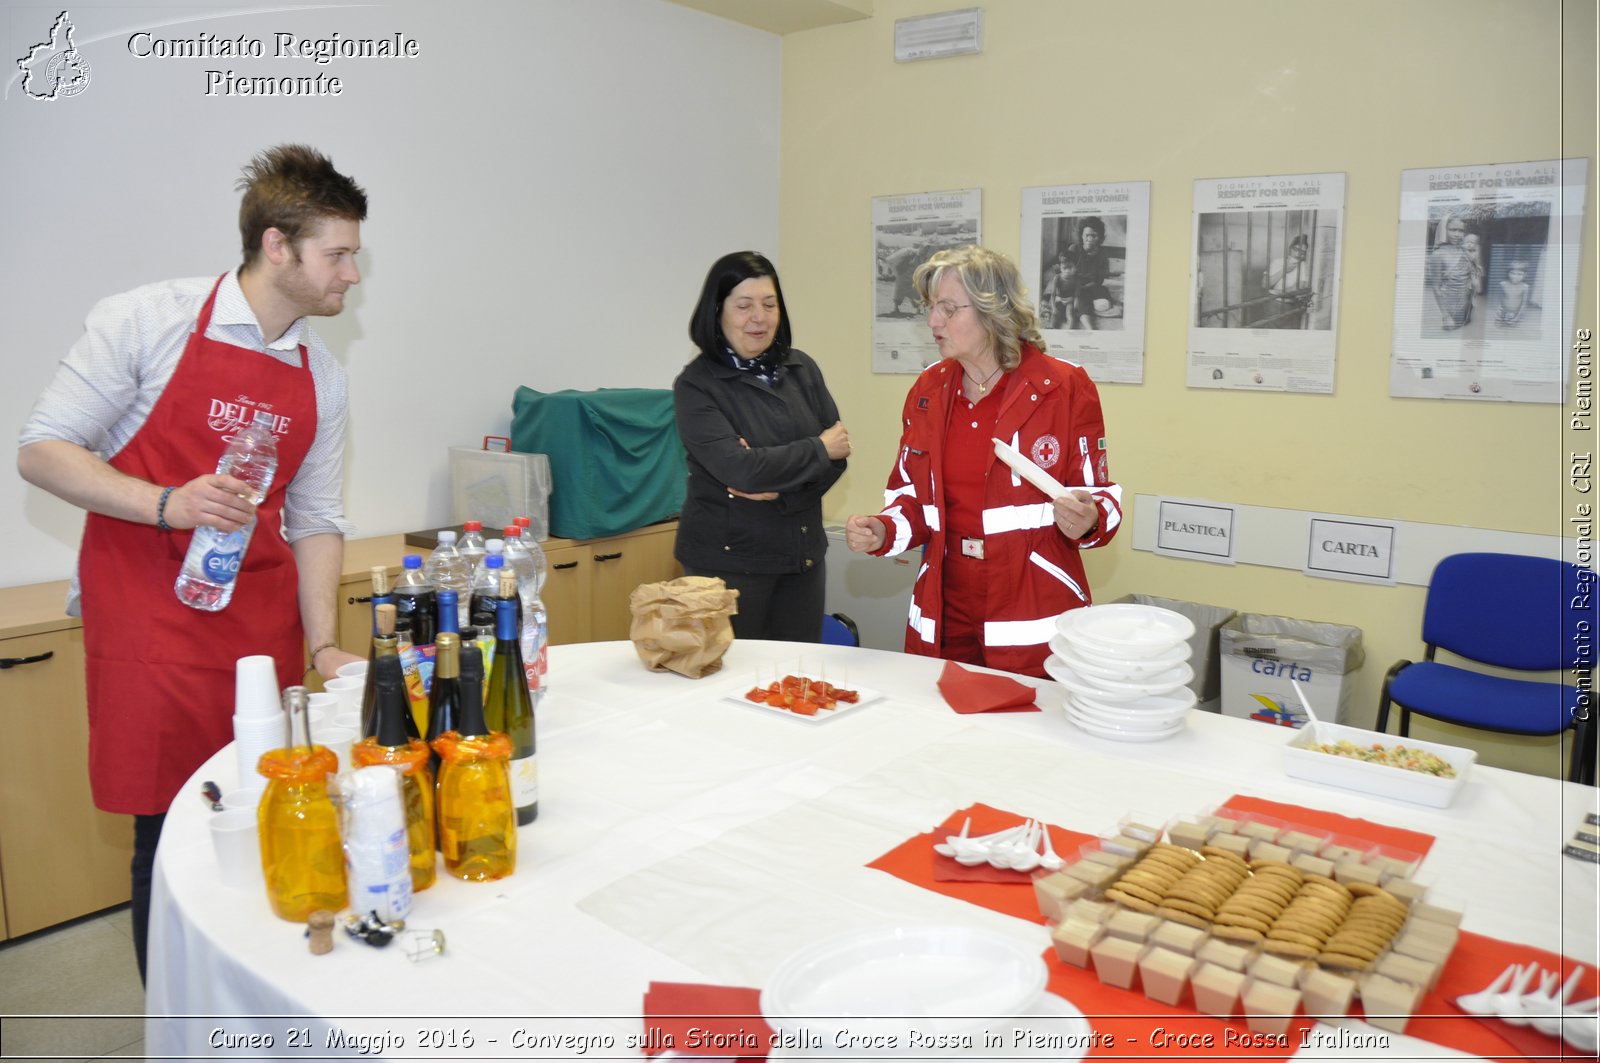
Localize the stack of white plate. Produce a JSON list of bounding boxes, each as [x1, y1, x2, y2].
[[1045, 604, 1198, 741]]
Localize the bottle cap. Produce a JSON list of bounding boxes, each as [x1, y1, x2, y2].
[[463, 521, 482, 532], [437, 530, 458, 544], [503, 525, 522, 538], [485, 554, 504, 568], [403, 554, 423, 569], [485, 540, 504, 554], [514, 517, 531, 529]]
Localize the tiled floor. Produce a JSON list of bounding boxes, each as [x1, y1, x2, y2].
[[0, 905, 145, 1061]]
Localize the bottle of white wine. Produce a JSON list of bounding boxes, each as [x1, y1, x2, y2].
[[485, 594, 537, 825]]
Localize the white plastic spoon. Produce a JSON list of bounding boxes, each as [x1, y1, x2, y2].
[[1563, 1012, 1599, 1054], [1522, 969, 1565, 1035], [1456, 961, 1520, 1015], [997, 821, 1042, 872], [933, 816, 973, 858], [1038, 824, 1064, 870], [1496, 963, 1542, 1026]]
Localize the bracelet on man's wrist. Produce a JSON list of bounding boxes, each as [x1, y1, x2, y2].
[[308, 641, 339, 664], [155, 485, 177, 531]]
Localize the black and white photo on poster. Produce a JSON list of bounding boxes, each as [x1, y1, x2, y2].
[[1021, 181, 1150, 384], [871, 189, 981, 374], [1186, 172, 1346, 394], [1391, 159, 1586, 403], [1194, 208, 1336, 331]]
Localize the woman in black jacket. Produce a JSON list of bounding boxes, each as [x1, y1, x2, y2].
[[673, 251, 850, 641]]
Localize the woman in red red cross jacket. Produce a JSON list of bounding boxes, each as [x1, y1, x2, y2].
[[844, 245, 1122, 678]]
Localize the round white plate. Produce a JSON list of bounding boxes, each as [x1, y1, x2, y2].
[[1064, 705, 1186, 742], [1048, 648, 1193, 697], [1070, 685, 1197, 721], [767, 992, 1092, 1061], [761, 924, 1047, 1055], [1054, 604, 1195, 657], [1066, 699, 1192, 733], [1048, 633, 1191, 676], [1043, 654, 1189, 705]]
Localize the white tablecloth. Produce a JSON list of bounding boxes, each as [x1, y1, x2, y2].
[[145, 641, 1598, 1060]]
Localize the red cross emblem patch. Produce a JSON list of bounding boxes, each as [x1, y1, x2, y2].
[[1030, 434, 1061, 469]]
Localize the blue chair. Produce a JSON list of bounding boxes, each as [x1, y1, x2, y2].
[[1375, 552, 1595, 784], [821, 613, 860, 647]]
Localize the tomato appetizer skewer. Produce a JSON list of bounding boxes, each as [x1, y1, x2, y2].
[[744, 674, 861, 716]]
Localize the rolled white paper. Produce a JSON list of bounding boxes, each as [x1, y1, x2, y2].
[[991, 437, 1072, 501]]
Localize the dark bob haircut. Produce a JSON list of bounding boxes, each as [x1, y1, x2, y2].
[[688, 251, 793, 358]]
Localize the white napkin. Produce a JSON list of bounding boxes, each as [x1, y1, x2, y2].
[[991, 438, 1071, 500]]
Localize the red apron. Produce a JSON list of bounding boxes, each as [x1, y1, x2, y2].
[[79, 275, 318, 814]]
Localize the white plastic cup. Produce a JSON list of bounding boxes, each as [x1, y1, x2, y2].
[[222, 787, 263, 811], [337, 660, 369, 681], [333, 712, 362, 733], [318, 726, 358, 772], [324, 675, 365, 716], [307, 691, 339, 717], [209, 808, 262, 890], [234, 713, 287, 788], [234, 655, 281, 720]]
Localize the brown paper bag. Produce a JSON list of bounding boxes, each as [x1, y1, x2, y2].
[[628, 576, 739, 678]]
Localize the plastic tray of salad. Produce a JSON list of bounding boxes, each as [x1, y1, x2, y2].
[[1283, 721, 1475, 808]]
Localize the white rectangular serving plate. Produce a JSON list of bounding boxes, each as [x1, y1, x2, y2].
[[723, 680, 882, 724], [1283, 721, 1475, 808]]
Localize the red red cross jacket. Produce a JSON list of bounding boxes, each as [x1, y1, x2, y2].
[[867, 344, 1122, 676]]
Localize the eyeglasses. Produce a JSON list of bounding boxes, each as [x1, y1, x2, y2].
[[924, 300, 971, 322]]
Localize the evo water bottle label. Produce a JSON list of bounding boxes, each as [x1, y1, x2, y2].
[[510, 755, 538, 806], [202, 545, 244, 584]]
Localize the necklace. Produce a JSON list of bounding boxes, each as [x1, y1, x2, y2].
[[964, 363, 1002, 395]]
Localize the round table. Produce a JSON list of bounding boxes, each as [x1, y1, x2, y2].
[[145, 641, 1598, 1059]]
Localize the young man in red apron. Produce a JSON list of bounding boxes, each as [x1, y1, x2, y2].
[[17, 145, 368, 981]]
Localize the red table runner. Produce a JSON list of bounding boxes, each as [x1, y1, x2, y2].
[[867, 796, 1597, 1062]]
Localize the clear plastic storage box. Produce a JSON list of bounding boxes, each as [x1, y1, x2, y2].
[[449, 446, 551, 541]]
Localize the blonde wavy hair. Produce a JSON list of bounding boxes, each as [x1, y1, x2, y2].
[[913, 245, 1044, 371]]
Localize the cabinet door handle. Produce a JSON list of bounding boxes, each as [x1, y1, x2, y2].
[[593, 552, 623, 562], [347, 594, 374, 605], [552, 561, 579, 571], [0, 650, 54, 670]]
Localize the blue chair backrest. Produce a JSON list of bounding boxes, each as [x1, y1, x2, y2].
[[821, 613, 858, 647], [1422, 552, 1593, 670]]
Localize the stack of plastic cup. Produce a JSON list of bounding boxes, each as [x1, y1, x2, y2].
[[233, 655, 284, 792]]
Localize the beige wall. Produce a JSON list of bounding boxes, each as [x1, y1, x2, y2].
[[780, 0, 1597, 778]]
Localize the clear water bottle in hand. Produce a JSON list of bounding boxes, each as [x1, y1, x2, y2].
[[173, 409, 279, 611]]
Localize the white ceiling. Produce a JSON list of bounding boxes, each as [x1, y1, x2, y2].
[[665, 0, 873, 36]]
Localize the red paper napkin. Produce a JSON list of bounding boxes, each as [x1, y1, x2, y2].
[[641, 981, 773, 1060], [867, 802, 1096, 920], [936, 660, 1041, 713]]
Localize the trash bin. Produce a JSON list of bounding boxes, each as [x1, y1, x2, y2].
[[1219, 613, 1364, 728], [1113, 594, 1236, 713]]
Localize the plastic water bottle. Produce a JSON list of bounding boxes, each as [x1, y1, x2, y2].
[[424, 530, 472, 630], [174, 409, 279, 611], [502, 526, 545, 693], [512, 517, 549, 695], [457, 520, 487, 575]]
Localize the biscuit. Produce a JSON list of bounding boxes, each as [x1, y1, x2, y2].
[[1155, 906, 1211, 930], [1211, 924, 1265, 943], [1318, 950, 1374, 970], [1163, 897, 1216, 920], [1214, 911, 1272, 935], [1109, 879, 1163, 905], [1199, 846, 1251, 869], [1266, 927, 1324, 949], [1105, 887, 1158, 913]]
